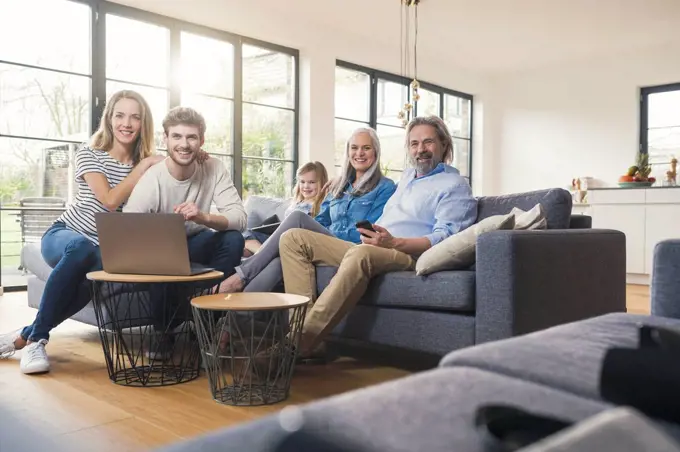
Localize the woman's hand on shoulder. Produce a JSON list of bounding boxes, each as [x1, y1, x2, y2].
[[197, 149, 210, 164], [141, 154, 165, 170]]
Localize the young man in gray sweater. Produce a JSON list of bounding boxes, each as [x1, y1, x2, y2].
[[124, 107, 247, 351]]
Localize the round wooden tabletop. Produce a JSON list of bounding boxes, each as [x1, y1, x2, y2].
[[191, 292, 310, 311], [86, 270, 224, 283]]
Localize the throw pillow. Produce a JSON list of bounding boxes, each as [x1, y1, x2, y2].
[[415, 213, 516, 276], [511, 203, 547, 230]]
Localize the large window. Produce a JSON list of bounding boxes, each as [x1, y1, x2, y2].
[[241, 44, 297, 199], [180, 31, 235, 174], [640, 83, 680, 181], [334, 61, 472, 183], [0, 0, 298, 290], [334, 65, 371, 175]]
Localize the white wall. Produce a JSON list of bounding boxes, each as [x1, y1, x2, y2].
[[489, 42, 680, 195], [112, 0, 492, 194]]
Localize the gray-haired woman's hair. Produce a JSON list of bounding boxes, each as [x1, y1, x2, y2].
[[330, 127, 384, 199], [405, 116, 454, 164]]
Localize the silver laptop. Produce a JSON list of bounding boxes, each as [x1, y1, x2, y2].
[[96, 212, 214, 276]]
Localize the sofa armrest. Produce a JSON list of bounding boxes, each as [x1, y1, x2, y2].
[[569, 214, 591, 229], [651, 239, 680, 319], [475, 229, 626, 344]]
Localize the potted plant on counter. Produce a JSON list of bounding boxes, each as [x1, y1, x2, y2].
[[618, 153, 656, 187]]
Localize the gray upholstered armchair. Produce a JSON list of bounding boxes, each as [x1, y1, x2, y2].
[[651, 239, 680, 319]]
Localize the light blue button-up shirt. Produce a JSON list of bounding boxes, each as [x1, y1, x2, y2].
[[375, 163, 477, 246]]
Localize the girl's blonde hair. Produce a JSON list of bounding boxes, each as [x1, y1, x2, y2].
[[90, 90, 155, 165], [292, 161, 329, 217]]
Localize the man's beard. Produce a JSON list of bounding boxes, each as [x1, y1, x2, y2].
[[410, 151, 441, 175], [169, 147, 197, 166]]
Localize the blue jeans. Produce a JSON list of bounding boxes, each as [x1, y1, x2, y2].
[[151, 229, 245, 331], [21, 222, 102, 342], [243, 229, 272, 244]]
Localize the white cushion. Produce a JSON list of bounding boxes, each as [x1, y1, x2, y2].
[[511, 203, 547, 230], [415, 213, 516, 276]]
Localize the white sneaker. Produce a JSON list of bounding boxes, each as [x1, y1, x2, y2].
[[0, 329, 23, 359], [20, 339, 50, 374]]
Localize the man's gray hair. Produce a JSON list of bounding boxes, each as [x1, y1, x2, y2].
[[405, 116, 453, 164], [330, 127, 384, 199]]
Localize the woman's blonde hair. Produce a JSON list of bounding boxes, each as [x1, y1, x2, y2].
[[90, 90, 155, 164], [292, 161, 329, 217]]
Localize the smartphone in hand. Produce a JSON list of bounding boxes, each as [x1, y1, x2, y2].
[[355, 220, 376, 237]]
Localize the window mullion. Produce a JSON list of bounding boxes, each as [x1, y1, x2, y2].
[[91, 3, 106, 134], [369, 73, 378, 129], [169, 26, 181, 108], [233, 40, 243, 195]]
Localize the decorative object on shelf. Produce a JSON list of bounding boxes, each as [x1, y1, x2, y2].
[[618, 152, 656, 187], [397, 0, 420, 127], [570, 177, 588, 203], [665, 157, 678, 187]]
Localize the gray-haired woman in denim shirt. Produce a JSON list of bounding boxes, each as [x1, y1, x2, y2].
[[218, 127, 396, 295]]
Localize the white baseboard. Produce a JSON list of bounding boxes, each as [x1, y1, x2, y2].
[[627, 274, 650, 286]]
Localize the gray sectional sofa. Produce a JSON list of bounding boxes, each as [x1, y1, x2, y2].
[[154, 239, 680, 452], [245, 187, 627, 366], [21, 187, 627, 368], [156, 312, 680, 452]]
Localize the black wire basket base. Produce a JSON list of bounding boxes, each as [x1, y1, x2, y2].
[[91, 280, 217, 387], [194, 306, 307, 406], [98, 325, 201, 387]]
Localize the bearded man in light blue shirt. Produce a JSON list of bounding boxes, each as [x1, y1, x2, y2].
[[279, 115, 478, 358]]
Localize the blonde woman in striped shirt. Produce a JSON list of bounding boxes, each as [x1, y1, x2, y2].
[[0, 90, 166, 374]]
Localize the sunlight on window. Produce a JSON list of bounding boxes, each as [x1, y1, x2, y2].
[[377, 80, 409, 127], [243, 44, 295, 109], [0, 63, 90, 141], [452, 138, 470, 177], [649, 91, 680, 129], [106, 14, 169, 87], [0, 0, 90, 74], [335, 67, 370, 122], [180, 32, 234, 98], [376, 125, 407, 172], [178, 32, 235, 156], [444, 94, 471, 138], [417, 89, 440, 118]]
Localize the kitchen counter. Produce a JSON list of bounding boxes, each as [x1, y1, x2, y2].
[[589, 185, 679, 190], [583, 186, 680, 284]]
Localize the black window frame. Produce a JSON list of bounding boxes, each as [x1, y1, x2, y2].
[[0, 0, 299, 290], [639, 82, 680, 159], [335, 60, 473, 184], [0, 0, 299, 196]]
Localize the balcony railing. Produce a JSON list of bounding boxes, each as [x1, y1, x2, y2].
[[1, 202, 67, 288]]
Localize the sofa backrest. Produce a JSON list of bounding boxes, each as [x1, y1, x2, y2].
[[476, 188, 573, 229], [244, 195, 292, 229]]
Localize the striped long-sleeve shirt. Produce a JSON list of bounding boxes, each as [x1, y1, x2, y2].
[[57, 146, 133, 245]]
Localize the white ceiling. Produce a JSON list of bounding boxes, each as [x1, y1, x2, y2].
[[113, 0, 680, 74]]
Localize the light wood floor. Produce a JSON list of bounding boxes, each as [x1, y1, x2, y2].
[[0, 285, 650, 451]]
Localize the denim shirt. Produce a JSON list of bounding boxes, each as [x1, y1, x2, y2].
[[376, 163, 478, 246], [315, 176, 397, 244]]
